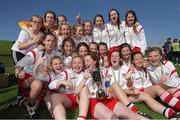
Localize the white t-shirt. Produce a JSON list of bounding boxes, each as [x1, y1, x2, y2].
[[11, 30, 37, 54]]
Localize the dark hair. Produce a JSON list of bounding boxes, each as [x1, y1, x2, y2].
[[57, 14, 67, 22], [131, 51, 144, 62], [44, 10, 56, 23], [119, 43, 132, 58], [93, 14, 104, 26], [99, 42, 108, 48], [125, 10, 138, 25], [76, 42, 89, 53], [108, 8, 121, 29], [98, 42, 108, 54], [61, 37, 75, 53], [85, 52, 100, 68], [131, 51, 148, 77]]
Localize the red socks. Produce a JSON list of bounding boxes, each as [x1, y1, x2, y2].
[[160, 91, 180, 110], [127, 102, 138, 112]]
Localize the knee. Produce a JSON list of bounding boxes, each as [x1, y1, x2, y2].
[[139, 92, 151, 101], [109, 113, 118, 119], [31, 80, 42, 91]]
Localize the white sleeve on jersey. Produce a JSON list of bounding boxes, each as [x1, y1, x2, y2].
[[48, 80, 59, 90], [15, 53, 34, 68]]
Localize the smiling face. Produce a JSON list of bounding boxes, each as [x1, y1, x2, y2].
[[95, 16, 104, 28], [132, 53, 144, 69], [43, 34, 56, 52], [99, 45, 108, 56], [78, 46, 88, 58], [60, 24, 71, 38], [84, 55, 97, 71], [126, 13, 135, 27], [89, 43, 98, 53], [58, 16, 66, 26], [103, 56, 109, 68], [72, 57, 83, 73], [45, 13, 54, 26], [148, 51, 161, 67], [31, 16, 43, 33], [84, 21, 92, 35], [51, 58, 64, 73], [110, 51, 121, 68], [74, 26, 83, 38], [121, 46, 131, 60], [109, 10, 118, 24], [64, 41, 73, 56]]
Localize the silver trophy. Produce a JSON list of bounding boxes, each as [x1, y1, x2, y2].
[[91, 71, 105, 99]]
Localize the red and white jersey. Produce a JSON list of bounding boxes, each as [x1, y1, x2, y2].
[[130, 68, 152, 89], [123, 22, 147, 53], [92, 27, 109, 44], [11, 30, 38, 54], [147, 61, 180, 88], [49, 69, 84, 94], [16, 48, 62, 76], [107, 66, 127, 89], [105, 23, 125, 48]]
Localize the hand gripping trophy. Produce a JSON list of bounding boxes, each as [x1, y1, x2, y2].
[[91, 71, 105, 99]]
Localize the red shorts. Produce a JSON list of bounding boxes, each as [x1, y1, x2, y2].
[[17, 73, 32, 97], [64, 93, 79, 110], [17, 73, 45, 102], [89, 98, 118, 118]]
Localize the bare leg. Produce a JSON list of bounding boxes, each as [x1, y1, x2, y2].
[[28, 80, 42, 104], [111, 82, 131, 105], [78, 86, 90, 117], [94, 102, 118, 119], [43, 93, 52, 116], [113, 102, 148, 120], [144, 85, 166, 97], [50, 93, 72, 120], [137, 92, 166, 116]]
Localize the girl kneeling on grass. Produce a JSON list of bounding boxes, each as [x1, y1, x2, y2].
[[48, 56, 89, 120], [124, 51, 180, 118], [15, 33, 60, 119], [83, 52, 147, 119]]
